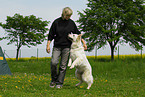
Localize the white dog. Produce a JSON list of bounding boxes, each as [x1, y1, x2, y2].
[[68, 34, 93, 89]]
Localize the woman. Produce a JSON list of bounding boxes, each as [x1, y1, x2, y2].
[[46, 7, 87, 88]]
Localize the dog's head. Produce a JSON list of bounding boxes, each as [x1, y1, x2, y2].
[[68, 34, 82, 42], [68, 34, 83, 49]]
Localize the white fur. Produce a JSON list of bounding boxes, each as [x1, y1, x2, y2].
[[68, 34, 93, 89]]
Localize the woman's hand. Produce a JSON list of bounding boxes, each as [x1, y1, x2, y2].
[[46, 46, 50, 53], [83, 44, 87, 50]]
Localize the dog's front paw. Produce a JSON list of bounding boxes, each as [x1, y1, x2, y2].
[[70, 66, 74, 69], [68, 64, 71, 67]]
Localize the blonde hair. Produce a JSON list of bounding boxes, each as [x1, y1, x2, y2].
[[62, 7, 73, 18]]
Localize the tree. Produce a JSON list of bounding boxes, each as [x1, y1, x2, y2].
[[77, 0, 145, 60], [0, 13, 50, 60]]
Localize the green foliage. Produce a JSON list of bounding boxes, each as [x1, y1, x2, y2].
[[77, 0, 145, 60], [0, 13, 50, 60], [0, 57, 144, 96], [0, 13, 50, 47]]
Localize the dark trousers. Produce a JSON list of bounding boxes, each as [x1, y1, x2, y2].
[[50, 47, 70, 85]]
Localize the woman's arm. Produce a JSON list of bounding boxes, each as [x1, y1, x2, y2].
[[81, 39, 87, 50], [46, 40, 51, 53]]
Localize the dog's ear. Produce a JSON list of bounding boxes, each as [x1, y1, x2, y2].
[[77, 34, 82, 41]]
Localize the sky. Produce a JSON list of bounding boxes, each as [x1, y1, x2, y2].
[[0, 0, 144, 58]]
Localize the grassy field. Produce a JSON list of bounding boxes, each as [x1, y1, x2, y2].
[[0, 55, 145, 97]]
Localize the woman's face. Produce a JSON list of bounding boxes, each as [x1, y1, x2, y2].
[[64, 14, 71, 20]]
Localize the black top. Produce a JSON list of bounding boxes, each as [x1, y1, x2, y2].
[[48, 17, 81, 48]]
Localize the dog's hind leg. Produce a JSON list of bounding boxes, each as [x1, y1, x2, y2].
[[87, 83, 92, 89], [82, 71, 93, 89], [76, 81, 83, 86], [75, 70, 83, 86]]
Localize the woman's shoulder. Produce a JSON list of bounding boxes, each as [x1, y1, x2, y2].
[[50, 17, 61, 26], [51, 17, 61, 23], [69, 19, 76, 25], [69, 18, 75, 22]]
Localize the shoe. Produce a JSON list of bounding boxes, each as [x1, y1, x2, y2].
[[56, 85, 63, 89], [49, 82, 55, 88]]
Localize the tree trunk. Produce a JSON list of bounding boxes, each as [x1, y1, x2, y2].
[[109, 42, 115, 61], [111, 46, 114, 61], [16, 47, 20, 61]]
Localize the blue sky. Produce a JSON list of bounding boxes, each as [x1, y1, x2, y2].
[[0, 0, 144, 57], [0, 0, 87, 22]]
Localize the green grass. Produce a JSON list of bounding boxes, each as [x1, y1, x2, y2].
[[0, 57, 145, 97]]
